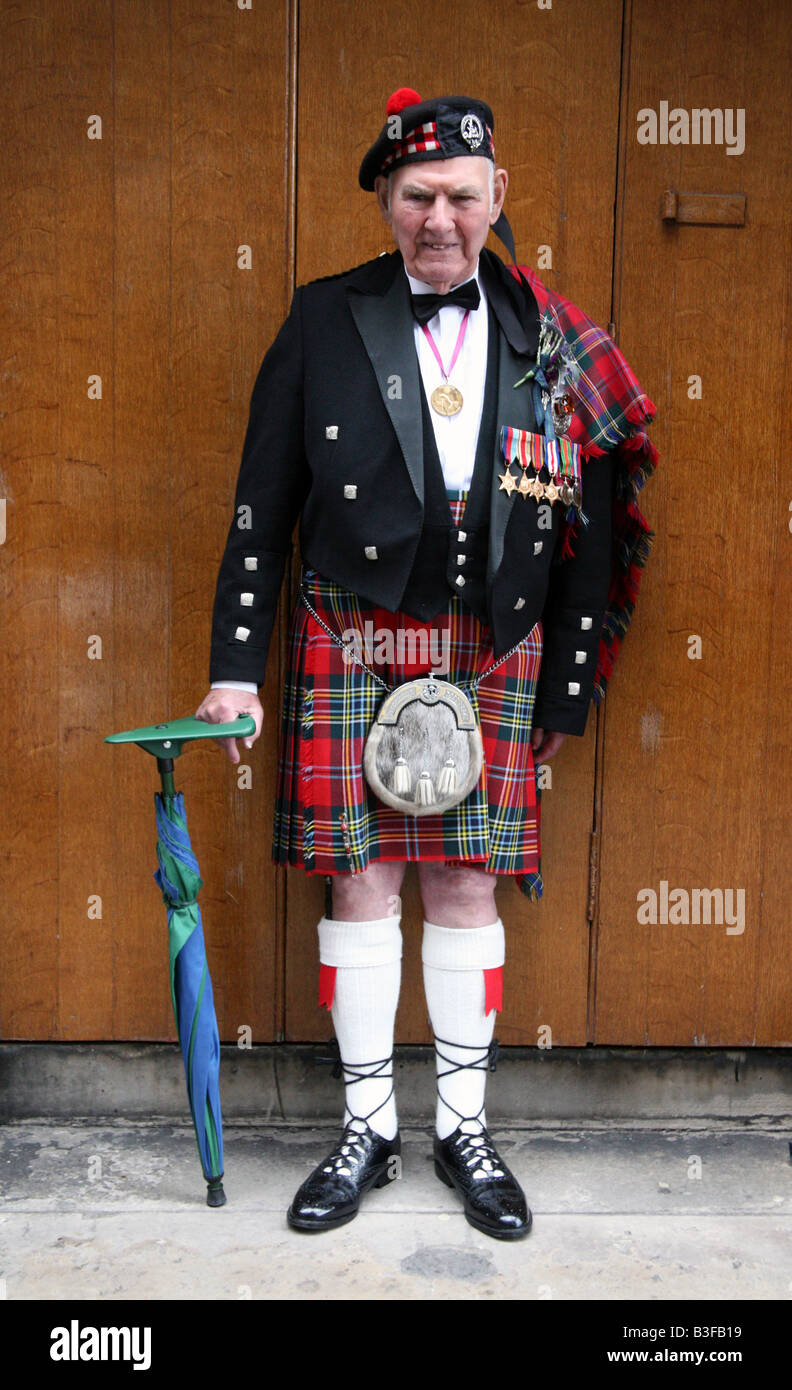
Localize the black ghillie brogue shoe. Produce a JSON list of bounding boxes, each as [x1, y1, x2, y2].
[[433, 1122, 532, 1241], [429, 1032, 531, 1240], [287, 1120, 401, 1232]]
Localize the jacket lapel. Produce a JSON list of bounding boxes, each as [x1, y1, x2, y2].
[[343, 247, 542, 551], [346, 254, 424, 507], [480, 251, 542, 581]]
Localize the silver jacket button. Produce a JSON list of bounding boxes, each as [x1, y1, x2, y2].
[[325, 425, 339, 439], [580, 616, 593, 630], [364, 545, 378, 560], [574, 650, 586, 664], [343, 484, 357, 499], [235, 626, 251, 642], [567, 681, 581, 695], [244, 556, 258, 571]]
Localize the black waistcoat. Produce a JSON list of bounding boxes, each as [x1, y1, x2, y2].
[[397, 302, 499, 623]]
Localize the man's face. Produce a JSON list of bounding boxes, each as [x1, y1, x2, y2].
[[375, 157, 508, 293]]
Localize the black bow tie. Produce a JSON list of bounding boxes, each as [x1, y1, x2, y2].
[[410, 279, 481, 325]]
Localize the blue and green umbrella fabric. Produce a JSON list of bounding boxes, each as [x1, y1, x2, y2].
[[106, 714, 256, 1206], [153, 790, 223, 1189]]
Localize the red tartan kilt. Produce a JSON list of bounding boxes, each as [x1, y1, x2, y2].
[[272, 581, 544, 883], [272, 503, 545, 894]]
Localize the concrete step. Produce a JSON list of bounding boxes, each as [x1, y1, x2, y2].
[[2, 1043, 792, 1124]]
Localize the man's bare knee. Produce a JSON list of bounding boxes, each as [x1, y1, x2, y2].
[[417, 862, 498, 927], [330, 861, 407, 921]]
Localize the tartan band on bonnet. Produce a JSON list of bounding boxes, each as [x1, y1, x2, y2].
[[379, 118, 495, 176], [379, 119, 441, 172]]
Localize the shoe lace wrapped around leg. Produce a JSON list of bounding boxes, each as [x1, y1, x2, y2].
[[434, 1035, 504, 1178], [317, 1045, 394, 1176]]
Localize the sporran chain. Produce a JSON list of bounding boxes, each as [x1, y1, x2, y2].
[[298, 583, 527, 695]]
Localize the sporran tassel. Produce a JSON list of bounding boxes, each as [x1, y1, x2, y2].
[[437, 758, 457, 794], [415, 771, 436, 806], [392, 756, 412, 794]]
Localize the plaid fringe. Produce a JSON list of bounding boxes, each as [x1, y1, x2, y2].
[[511, 266, 657, 703]]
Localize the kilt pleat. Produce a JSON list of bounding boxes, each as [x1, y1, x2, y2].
[[272, 492, 545, 899]]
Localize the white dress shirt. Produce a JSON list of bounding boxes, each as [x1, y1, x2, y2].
[[212, 260, 489, 694], [405, 262, 488, 493]]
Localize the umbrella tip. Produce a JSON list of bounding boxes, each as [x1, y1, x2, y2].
[[206, 1178, 227, 1208]]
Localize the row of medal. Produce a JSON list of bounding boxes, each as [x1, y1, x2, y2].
[[498, 465, 581, 509]]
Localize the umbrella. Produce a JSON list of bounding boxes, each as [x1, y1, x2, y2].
[[105, 714, 256, 1207]]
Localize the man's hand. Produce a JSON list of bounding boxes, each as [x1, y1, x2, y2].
[[530, 727, 568, 761], [194, 688, 264, 765]]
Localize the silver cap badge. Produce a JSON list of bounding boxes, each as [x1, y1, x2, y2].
[[460, 114, 484, 150]]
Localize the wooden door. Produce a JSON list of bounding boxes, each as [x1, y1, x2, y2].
[[594, 0, 792, 1044], [2, 0, 789, 1049], [286, 0, 625, 1042], [1, 0, 294, 1042]]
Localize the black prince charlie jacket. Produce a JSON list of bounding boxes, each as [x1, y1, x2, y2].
[[208, 247, 619, 736]]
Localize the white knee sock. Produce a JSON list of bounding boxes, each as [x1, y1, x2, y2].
[[422, 917, 505, 1140], [318, 907, 402, 1141]]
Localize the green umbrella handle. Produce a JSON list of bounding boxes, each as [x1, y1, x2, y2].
[[106, 714, 258, 797], [106, 713, 257, 761]]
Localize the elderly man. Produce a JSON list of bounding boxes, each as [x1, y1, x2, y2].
[[196, 89, 655, 1240]]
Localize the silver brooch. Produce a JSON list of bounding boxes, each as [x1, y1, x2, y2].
[[460, 114, 484, 150]]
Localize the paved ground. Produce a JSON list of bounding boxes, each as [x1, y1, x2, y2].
[[1, 1119, 791, 1301]]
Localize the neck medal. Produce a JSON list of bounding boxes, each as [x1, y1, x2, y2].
[[422, 310, 471, 417], [430, 382, 464, 416]]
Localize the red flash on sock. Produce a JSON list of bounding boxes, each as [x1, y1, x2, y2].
[[318, 964, 337, 1010], [483, 966, 503, 1015]]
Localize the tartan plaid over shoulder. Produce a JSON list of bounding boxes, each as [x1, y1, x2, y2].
[[512, 265, 657, 701]]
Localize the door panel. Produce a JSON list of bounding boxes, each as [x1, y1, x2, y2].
[[287, 0, 624, 1042], [0, 0, 292, 1041], [595, 0, 792, 1043], [3, 1, 787, 1049]]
